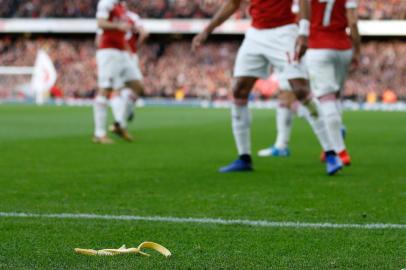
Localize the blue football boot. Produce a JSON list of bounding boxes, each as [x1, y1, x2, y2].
[[219, 158, 253, 173], [258, 146, 290, 157], [321, 127, 347, 163], [326, 154, 343, 176]]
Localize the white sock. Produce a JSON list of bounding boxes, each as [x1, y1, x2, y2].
[[93, 95, 108, 138], [336, 100, 346, 131], [320, 100, 346, 153], [231, 104, 252, 155], [121, 88, 136, 127], [110, 94, 124, 124], [299, 103, 333, 152], [274, 106, 293, 149], [336, 99, 343, 116]]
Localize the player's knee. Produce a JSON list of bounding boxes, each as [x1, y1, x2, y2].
[[94, 95, 108, 107], [126, 81, 144, 96], [290, 79, 311, 102], [278, 91, 296, 107], [96, 88, 110, 98], [232, 78, 254, 102], [293, 86, 310, 102]]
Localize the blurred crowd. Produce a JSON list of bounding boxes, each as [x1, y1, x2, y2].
[[0, 37, 405, 101], [358, 0, 406, 20], [0, 0, 405, 20]]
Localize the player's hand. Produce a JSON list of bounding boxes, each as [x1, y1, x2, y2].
[[192, 30, 209, 52], [295, 35, 308, 61], [351, 50, 361, 71], [117, 22, 132, 32]]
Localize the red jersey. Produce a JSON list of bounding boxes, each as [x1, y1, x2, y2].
[[96, 0, 127, 50], [309, 0, 357, 50], [126, 11, 143, 54], [250, 0, 296, 29]]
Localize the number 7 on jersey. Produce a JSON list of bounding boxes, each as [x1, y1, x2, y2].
[[319, 0, 336, 26]]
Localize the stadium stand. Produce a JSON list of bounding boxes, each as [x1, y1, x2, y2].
[[0, 1, 405, 102], [0, 37, 405, 100], [0, 0, 405, 20]]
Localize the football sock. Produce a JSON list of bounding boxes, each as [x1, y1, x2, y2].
[[274, 105, 293, 149], [240, 154, 252, 163], [298, 102, 333, 152], [320, 100, 346, 153], [93, 95, 108, 138], [121, 88, 136, 122], [336, 100, 343, 116], [231, 103, 252, 156], [325, 150, 336, 157], [302, 98, 319, 117], [336, 100, 347, 132], [110, 94, 124, 125]]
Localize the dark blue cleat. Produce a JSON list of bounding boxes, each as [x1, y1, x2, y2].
[[219, 159, 253, 173], [326, 154, 343, 176]]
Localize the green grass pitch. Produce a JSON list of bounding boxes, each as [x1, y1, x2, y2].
[[0, 105, 405, 269]]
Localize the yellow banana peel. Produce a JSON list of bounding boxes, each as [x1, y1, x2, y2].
[[74, 242, 171, 258]]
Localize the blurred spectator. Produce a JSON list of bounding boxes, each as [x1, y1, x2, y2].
[[0, 0, 405, 20], [0, 37, 405, 101]]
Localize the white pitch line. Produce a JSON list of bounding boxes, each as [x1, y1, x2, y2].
[[0, 212, 405, 230]]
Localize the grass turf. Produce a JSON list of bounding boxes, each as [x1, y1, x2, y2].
[[0, 105, 405, 269]]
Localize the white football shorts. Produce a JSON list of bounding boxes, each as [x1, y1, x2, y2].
[[306, 49, 353, 97], [96, 49, 142, 90], [123, 52, 143, 82], [234, 24, 308, 83]]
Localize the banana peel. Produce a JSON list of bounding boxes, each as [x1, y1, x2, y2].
[[74, 242, 171, 258]]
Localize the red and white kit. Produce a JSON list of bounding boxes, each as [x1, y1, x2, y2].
[[124, 11, 144, 81], [234, 0, 307, 85], [96, 0, 138, 89], [306, 0, 357, 97]]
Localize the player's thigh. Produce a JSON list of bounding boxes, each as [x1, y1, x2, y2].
[[335, 50, 353, 91], [122, 53, 143, 83], [125, 80, 144, 96], [278, 89, 297, 107], [96, 49, 124, 90], [234, 37, 270, 80], [96, 50, 116, 89], [265, 24, 307, 82], [306, 49, 339, 98]]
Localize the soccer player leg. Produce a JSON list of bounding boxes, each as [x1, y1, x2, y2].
[[94, 50, 120, 144], [259, 86, 294, 158], [296, 100, 334, 156], [334, 49, 353, 165], [274, 92, 294, 156], [110, 91, 125, 127], [93, 91, 110, 143], [219, 37, 265, 173], [335, 50, 353, 135], [273, 36, 340, 173], [122, 53, 144, 127], [270, 25, 318, 117], [121, 87, 137, 122], [273, 45, 332, 157], [307, 50, 348, 170], [219, 77, 256, 173]]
